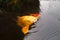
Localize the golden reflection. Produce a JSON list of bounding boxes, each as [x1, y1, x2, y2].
[[17, 14, 40, 34]]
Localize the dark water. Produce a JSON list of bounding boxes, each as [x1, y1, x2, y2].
[[24, 1, 60, 40]]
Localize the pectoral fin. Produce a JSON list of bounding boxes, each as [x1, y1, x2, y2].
[[22, 25, 29, 34]]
